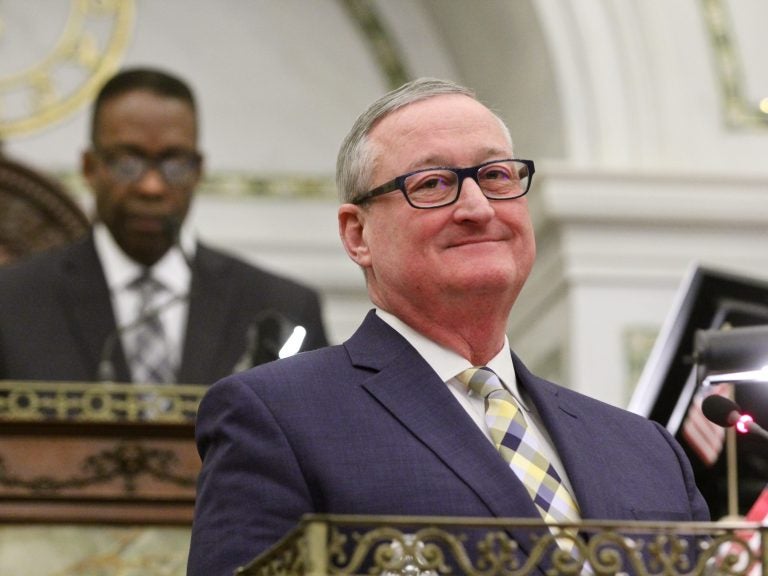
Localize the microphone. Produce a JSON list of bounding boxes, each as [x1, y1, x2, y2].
[[98, 291, 189, 382], [702, 394, 768, 442], [232, 310, 307, 373]]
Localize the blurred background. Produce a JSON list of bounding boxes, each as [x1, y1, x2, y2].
[[1, 1, 767, 573]]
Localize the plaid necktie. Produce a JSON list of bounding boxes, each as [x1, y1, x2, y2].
[[125, 273, 176, 384], [459, 367, 581, 525]]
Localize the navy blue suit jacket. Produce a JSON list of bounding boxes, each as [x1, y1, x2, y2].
[[188, 311, 709, 575], [0, 234, 328, 384]]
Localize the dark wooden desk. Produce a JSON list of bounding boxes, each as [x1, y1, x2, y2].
[[0, 380, 205, 524]]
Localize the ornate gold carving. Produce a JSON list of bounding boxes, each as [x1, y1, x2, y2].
[[0, 380, 204, 423], [701, 0, 768, 128], [0, 0, 135, 138], [237, 515, 766, 576], [338, 0, 410, 89], [0, 441, 195, 494]]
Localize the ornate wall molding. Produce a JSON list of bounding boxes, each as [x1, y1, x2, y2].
[[0, 0, 134, 138], [57, 169, 337, 200], [701, 0, 768, 128], [337, 0, 410, 89]]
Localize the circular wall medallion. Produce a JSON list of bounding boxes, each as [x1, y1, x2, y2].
[[0, 0, 135, 139]]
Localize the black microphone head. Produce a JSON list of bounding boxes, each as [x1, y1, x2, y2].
[[701, 394, 741, 427]]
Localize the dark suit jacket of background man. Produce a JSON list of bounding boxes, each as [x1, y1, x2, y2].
[[0, 234, 328, 383], [187, 310, 710, 575]]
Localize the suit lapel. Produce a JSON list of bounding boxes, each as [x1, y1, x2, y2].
[[178, 244, 233, 383], [346, 313, 543, 539], [514, 355, 614, 519], [58, 237, 129, 381]]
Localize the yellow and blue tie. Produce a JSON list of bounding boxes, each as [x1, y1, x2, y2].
[[459, 367, 580, 525]]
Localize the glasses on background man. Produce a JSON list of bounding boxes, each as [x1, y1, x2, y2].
[[93, 147, 202, 188]]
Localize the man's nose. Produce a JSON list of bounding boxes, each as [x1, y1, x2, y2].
[[459, 176, 492, 204], [134, 166, 167, 194]]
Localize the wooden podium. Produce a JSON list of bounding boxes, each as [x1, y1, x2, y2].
[[0, 380, 205, 574], [0, 380, 205, 524]]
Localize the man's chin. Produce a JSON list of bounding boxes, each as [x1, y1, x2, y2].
[[125, 216, 168, 235], [119, 237, 173, 267], [447, 266, 521, 294]]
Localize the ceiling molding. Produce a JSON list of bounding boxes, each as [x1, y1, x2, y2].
[[337, 0, 410, 89], [701, 0, 768, 129]]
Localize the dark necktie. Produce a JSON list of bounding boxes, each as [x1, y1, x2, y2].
[[125, 273, 176, 384]]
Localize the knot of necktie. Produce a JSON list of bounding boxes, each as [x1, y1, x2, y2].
[[458, 366, 504, 399], [131, 271, 164, 304]]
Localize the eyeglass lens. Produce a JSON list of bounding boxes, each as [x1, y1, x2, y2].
[[404, 160, 529, 207], [104, 152, 199, 187]]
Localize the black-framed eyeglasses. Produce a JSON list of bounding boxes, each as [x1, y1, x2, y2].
[[352, 158, 535, 209], [93, 147, 202, 188]]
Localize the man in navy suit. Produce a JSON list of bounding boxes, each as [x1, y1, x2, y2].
[[187, 78, 709, 575], [0, 68, 327, 384]]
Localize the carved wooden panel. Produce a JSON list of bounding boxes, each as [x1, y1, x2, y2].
[[0, 156, 89, 265], [0, 391, 200, 525]]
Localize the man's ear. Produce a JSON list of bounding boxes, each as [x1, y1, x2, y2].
[[338, 204, 371, 267]]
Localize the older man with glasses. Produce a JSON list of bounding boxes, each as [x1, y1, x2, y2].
[[0, 67, 328, 386], [188, 77, 709, 576]]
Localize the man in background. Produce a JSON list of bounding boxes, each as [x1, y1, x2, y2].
[[0, 67, 328, 384], [187, 77, 708, 575]]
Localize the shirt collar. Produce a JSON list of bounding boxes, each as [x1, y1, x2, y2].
[[374, 308, 529, 410], [93, 222, 193, 297]]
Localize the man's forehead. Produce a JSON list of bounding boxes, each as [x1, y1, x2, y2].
[[374, 96, 505, 143], [402, 145, 514, 170]]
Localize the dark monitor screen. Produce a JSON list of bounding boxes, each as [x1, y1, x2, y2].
[[628, 264, 768, 519]]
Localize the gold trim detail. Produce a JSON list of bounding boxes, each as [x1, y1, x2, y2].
[[701, 0, 768, 128], [0, 380, 204, 423], [238, 515, 766, 576], [0, 0, 135, 138], [199, 171, 337, 199], [338, 0, 410, 89], [57, 170, 338, 199]]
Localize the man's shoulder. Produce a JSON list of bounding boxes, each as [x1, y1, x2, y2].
[[0, 237, 92, 284], [521, 363, 661, 431], [545, 378, 670, 443], [206, 344, 347, 399]]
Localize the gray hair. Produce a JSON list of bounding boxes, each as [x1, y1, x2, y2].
[[335, 77, 512, 204]]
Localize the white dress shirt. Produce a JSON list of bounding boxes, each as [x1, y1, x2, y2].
[[93, 223, 194, 373], [375, 308, 578, 499]]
